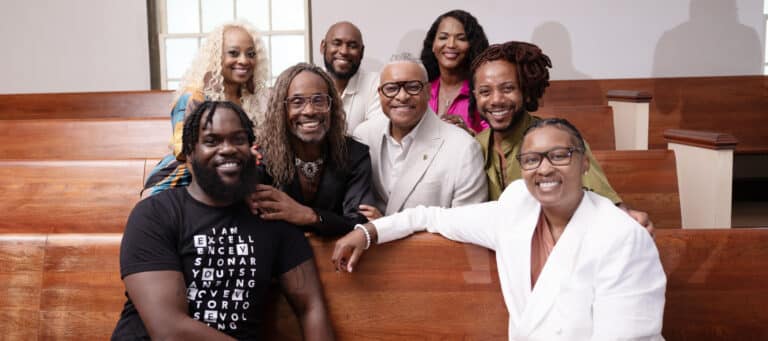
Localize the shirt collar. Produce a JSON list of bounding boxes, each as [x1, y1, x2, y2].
[[382, 110, 428, 146]]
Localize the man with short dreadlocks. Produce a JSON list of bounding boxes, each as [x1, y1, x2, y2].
[[470, 41, 652, 228]]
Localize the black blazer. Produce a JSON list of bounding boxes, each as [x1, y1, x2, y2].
[[274, 137, 375, 236]]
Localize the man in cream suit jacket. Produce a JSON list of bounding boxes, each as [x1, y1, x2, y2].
[[353, 53, 487, 218], [320, 21, 382, 134]]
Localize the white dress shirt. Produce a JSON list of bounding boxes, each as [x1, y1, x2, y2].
[[380, 114, 427, 197]]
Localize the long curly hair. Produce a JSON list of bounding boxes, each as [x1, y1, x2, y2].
[[258, 63, 348, 186], [469, 41, 552, 113], [420, 10, 489, 82], [174, 20, 269, 125]]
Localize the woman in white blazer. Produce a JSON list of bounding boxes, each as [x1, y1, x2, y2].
[[333, 118, 666, 340]]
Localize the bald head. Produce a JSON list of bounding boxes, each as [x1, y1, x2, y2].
[[321, 21, 364, 80]]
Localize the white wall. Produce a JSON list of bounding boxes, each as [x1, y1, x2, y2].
[[0, 0, 150, 94], [311, 0, 766, 80]]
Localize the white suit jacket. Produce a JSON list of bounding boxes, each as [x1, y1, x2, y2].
[[374, 180, 666, 341], [340, 70, 382, 134], [353, 110, 487, 215]]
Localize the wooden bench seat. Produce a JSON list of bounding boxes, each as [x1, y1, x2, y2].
[[0, 118, 170, 160], [1, 228, 766, 340], [0, 160, 147, 233], [0, 91, 173, 120]]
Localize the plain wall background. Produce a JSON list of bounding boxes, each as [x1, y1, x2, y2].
[[0, 0, 150, 94], [311, 0, 766, 80], [0, 0, 764, 93]]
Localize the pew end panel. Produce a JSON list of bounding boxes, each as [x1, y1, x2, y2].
[[665, 129, 738, 228], [607, 90, 652, 150]]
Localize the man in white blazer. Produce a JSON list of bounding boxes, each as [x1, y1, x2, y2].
[[320, 21, 382, 134], [352, 53, 487, 218]]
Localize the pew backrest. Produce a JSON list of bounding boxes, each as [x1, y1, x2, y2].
[[593, 149, 681, 228], [0, 91, 173, 120], [0, 118, 169, 160], [535, 104, 616, 150], [2, 229, 767, 340]]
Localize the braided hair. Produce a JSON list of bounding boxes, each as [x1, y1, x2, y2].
[[470, 41, 552, 113], [521, 117, 586, 152], [182, 101, 255, 156]]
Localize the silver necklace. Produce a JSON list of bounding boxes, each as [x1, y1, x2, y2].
[[295, 157, 324, 180]]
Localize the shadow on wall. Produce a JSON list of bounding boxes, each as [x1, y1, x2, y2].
[[651, 0, 762, 117], [531, 21, 604, 107], [362, 29, 426, 73]]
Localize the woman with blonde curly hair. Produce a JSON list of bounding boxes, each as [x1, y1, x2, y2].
[[144, 20, 269, 196], [248, 63, 375, 236]]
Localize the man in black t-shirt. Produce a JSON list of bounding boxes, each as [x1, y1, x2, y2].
[[112, 101, 334, 340]]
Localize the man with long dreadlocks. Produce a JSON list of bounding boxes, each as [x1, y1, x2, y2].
[[248, 63, 375, 236], [114, 101, 334, 340], [468, 41, 652, 228]]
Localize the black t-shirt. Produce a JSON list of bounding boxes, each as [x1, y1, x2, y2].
[[111, 188, 313, 340]]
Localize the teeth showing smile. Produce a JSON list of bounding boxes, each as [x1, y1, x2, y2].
[[299, 120, 320, 129], [536, 180, 561, 190], [217, 161, 241, 171], [489, 110, 509, 118]]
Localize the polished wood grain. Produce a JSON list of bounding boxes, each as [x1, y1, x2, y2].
[[536, 104, 616, 150], [606, 90, 653, 102], [542, 76, 768, 153], [0, 91, 173, 120], [593, 149, 681, 228], [39, 234, 124, 340], [655, 228, 768, 340], [1, 229, 767, 340], [0, 118, 170, 160], [0, 160, 145, 233], [664, 128, 738, 150], [0, 235, 46, 340]]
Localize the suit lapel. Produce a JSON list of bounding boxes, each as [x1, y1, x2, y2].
[[367, 119, 389, 206], [518, 191, 592, 335], [385, 112, 443, 214]]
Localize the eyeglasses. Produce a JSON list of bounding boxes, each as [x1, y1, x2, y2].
[[284, 94, 332, 111], [378, 81, 425, 98], [516, 147, 584, 170]]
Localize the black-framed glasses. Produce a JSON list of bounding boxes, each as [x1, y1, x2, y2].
[[516, 147, 584, 170], [378, 81, 425, 98], [284, 94, 332, 111]]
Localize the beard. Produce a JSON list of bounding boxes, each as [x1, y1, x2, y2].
[[323, 54, 361, 80], [191, 155, 260, 204]]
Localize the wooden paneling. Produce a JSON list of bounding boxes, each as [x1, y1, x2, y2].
[[655, 228, 768, 340], [0, 160, 146, 233], [0, 118, 170, 160], [0, 91, 174, 120], [542, 76, 768, 153], [593, 149, 681, 228], [0, 235, 46, 340], [39, 234, 124, 340], [536, 104, 616, 150]]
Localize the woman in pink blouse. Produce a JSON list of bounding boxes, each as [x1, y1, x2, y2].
[[420, 10, 490, 134]]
